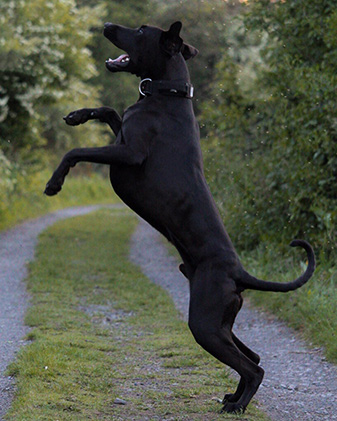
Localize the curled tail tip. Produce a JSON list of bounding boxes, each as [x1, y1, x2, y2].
[[290, 238, 316, 272], [290, 239, 311, 249], [290, 239, 298, 247], [242, 239, 316, 293]]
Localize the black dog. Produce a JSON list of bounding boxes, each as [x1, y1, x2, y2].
[[45, 21, 315, 413]]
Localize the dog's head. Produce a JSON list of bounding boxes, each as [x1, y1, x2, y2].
[[103, 21, 198, 79]]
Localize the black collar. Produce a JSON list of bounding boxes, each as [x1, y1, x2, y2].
[[139, 78, 194, 99]]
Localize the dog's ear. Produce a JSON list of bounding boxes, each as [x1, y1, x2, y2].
[[182, 43, 198, 60], [160, 21, 183, 56]]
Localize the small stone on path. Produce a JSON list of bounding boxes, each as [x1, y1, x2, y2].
[[113, 398, 127, 405]]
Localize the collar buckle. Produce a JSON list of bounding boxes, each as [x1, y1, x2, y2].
[[139, 78, 152, 96], [185, 83, 194, 99]]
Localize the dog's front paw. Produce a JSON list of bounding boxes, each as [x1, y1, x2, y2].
[[220, 402, 245, 414], [44, 181, 62, 196], [44, 178, 63, 196], [63, 109, 91, 126]]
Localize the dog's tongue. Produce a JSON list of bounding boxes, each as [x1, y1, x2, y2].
[[107, 54, 130, 64]]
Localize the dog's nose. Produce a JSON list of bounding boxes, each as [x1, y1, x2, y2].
[[104, 22, 115, 36], [104, 22, 114, 30]]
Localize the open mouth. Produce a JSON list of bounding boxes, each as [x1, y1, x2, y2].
[[105, 53, 130, 71]]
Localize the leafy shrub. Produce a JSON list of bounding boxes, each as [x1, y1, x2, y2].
[[202, 0, 337, 257], [0, 0, 106, 163]]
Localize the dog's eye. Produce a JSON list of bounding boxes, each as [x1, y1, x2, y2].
[[138, 26, 145, 34]]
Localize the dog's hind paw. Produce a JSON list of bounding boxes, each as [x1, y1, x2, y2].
[[222, 393, 237, 404], [220, 402, 245, 414]]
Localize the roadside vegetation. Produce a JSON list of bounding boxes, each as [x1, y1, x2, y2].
[[6, 210, 269, 420], [201, 0, 337, 362], [0, 169, 117, 231]]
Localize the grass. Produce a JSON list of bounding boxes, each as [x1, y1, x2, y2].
[[241, 245, 337, 363], [6, 209, 269, 420], [0, 168, 119, 232]]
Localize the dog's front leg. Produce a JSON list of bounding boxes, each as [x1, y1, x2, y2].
[[44, 144, 145, 196], [64, 107, 122, 136]]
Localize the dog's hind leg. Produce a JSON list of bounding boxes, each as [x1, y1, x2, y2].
[[232, 333, 260, 365], [223, 333, 261, 404], [188, 265, 264, 414], [168, 234, 195, 280]]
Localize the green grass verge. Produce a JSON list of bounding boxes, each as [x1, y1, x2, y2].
[[6, 209, 268, 420], [0, 169, 119, 232], [242, 246, 337, 363]]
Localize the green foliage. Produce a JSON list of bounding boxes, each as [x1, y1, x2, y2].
[[0, 168, 117, 232], [202, 0, 337, 255], [0, 0, 106, 164], [0, 0, 113, 226], [0, 149, 16, 218]]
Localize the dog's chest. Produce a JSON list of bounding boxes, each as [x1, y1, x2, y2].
[[109, 99, 204, 220]]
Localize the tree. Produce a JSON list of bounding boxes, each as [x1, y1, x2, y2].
[[0, 0, 105, 165], [202, 0, 337, 253]]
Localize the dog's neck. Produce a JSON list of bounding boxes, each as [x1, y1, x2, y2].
[[141, 53, 190, 83], [164, 54, 191, 82]]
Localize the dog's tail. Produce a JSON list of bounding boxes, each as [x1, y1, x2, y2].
[[241, 240, 315, 292]]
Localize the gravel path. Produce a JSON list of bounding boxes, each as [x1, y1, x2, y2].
[[0, 204, 123, 420], [130, 217, 337, 421]]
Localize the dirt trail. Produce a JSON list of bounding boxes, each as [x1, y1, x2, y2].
[[130, 217, 337, 421]]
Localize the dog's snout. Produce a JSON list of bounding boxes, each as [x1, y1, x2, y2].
[[104, 22, 114, 30], [103, 22, 114, 36]]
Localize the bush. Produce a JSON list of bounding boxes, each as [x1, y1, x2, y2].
[[202, 0, 337, 257], [0, 0, 107, 164]]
